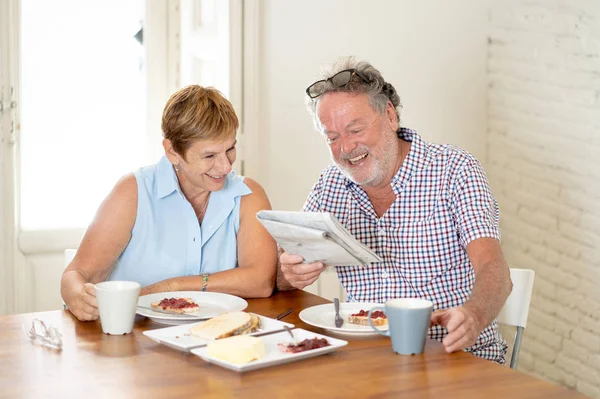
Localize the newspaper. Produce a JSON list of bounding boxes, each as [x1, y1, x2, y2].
[[256, 210, 382, 267]]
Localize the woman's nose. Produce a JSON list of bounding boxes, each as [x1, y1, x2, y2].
[[215, 153, 233, 175]]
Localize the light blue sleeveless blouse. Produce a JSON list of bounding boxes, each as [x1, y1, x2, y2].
[[108, 156, 252, 287]]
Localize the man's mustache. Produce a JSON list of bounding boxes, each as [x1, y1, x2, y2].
[[339, 146, 370, 161]]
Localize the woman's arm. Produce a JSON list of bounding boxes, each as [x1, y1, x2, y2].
[[142, 177, 278, 298], [60, 174, 138, 320]]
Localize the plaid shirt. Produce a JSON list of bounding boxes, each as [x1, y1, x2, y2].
[[302, 128, 507, 364]]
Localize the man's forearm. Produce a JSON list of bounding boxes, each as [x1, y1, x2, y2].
[[464, 259, 512, 328], [276, 264, 297, 291]]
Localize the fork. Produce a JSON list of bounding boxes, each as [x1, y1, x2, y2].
[[334, 298, 344, 328], [283, 325, 298, 346]]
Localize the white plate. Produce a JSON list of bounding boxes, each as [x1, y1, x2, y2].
[[137, 291, 248, 325], [192, 328, 347, 372], [299, 302, 388, 336], [143, 313, 294, 351]]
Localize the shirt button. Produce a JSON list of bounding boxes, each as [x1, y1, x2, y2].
[[381, 270, 389, 279], [378, 229, 385, 235]]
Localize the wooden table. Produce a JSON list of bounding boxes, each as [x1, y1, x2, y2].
[[0, 290, 586, 398]]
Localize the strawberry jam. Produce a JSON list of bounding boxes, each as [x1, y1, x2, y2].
[[157, 298, 198, 310], [350, 310, 387, 319]]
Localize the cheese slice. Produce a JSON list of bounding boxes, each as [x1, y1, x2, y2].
[[207, 335, 265, 364]]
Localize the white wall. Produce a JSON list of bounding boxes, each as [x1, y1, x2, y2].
[[256, 0, 489, 297], [257, 0, 489, 211], [488, 1, 600, 397]]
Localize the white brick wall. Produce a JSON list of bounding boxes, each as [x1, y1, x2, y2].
[[488, 1, 600, 398]]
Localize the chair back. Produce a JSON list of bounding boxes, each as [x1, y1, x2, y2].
[[497, 268, 535, 328], [497, 268, 535, 369]]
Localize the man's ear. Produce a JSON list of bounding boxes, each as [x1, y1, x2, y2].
[[385, 101, 398, 128], [162, 139, 179, 165]]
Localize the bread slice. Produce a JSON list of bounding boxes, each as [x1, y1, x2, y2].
[[239, 313, 261, 335], [190, 311, 253, 340], [348, 310, 388, 327], [348, 315, 388, 326], [151, 297, 200, 314]]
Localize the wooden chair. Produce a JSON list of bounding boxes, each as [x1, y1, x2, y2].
[[497, 268, 535, 369]]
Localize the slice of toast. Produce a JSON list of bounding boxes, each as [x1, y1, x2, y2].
[[190, 311, 253, 340], [347, 315, 388, 327], [239, 313, 261, 335], [151, 297, 200, 314]]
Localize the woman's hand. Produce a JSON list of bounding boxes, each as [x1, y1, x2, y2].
[[67, 283, 99, 321]]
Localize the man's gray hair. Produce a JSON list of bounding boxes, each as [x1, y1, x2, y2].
[[306, 56, 402, 132]]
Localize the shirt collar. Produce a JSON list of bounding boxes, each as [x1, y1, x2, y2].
[[156, 156, 180, 199], [390, 127, 429, 195], [155, 155, 251, 200]]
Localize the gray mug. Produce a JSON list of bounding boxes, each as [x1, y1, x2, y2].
[[369, 298, 433, 355]]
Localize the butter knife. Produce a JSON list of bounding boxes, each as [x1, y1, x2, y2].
[[137, 305, 200, 317], [185, 328, 293, 351], [334, 298, 344, 328]]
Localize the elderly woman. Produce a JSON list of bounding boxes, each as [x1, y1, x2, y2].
[[61, 85, 277, 321]]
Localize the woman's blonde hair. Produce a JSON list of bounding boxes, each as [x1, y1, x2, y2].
[[161, 85, 239, 158]]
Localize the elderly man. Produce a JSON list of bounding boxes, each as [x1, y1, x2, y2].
[[277, 57, 513, 364]]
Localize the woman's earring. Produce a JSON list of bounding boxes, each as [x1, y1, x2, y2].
[[174, 164, 179, 172]]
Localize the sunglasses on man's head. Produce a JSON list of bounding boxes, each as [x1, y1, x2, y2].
[[305, 69, 369, 99]]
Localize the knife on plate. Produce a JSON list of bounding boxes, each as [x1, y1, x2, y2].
[[183, 328, 294, 351], [137, 305, 200, 317]]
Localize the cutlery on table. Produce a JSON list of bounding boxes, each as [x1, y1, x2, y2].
[[136, 305, 199, 317], [182, 328, 294, 351], [283, 325, 298, 346], [334, 298, 344, 328], [275, 308, 294, 321]]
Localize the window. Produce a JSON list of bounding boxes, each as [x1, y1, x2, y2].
[[19, 0, 242, 232], [19, 0, 146, 230], [181, 0, 232, 96]]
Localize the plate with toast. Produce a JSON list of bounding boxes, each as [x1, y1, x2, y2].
[[192, 328, 348, 372], [299, 302, 389, 336], [137, 291, 248, 325], [143, 311, 294, 352]]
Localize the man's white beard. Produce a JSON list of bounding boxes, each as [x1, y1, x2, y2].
[[333, 129, 399, 187]]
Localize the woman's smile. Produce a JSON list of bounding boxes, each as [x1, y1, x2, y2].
[[206, 173, 226, 182]]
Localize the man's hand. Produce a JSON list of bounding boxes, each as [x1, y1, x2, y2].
[[430, 306, 485, 353], [278, 252, 326, 290], [67, 283, 99, 321]]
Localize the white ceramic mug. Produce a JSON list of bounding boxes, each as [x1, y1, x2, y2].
[[95, 281, 141, 335]]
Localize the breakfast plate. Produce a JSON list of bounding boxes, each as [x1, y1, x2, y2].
[[137, 291, 248, 325], [299, 302, 388, 337], [192, 328, 348, 372], [143, 313, 294, 351]]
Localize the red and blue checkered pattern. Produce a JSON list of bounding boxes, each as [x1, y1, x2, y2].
[[303, 128, 507, 364]]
